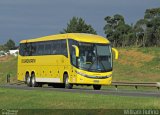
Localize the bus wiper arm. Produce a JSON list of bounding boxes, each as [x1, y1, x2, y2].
[[99, 60, 106, 71], [88, 58, 96, 71]]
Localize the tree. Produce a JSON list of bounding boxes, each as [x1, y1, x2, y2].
[[4, 39, 16, 51], [134, 19, 147, 47], [144, 8, 160, 46], [61, 17, 97, 34], [0, 45, 3, 50], [133, 8, 160, 47], [104, 14, 133, 47], [104, 8, 160, 47], [155, 26, 160, 46]]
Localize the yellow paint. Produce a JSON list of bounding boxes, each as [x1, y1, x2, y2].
[[72, 45, 79, 57], [17, 33, 115, 86], [112, 48, 119, 60], [20, 33, 110, 44]]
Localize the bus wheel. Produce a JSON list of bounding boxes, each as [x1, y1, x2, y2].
[[93, 85, 101, 90], [26, 76, 31, 87], [25, 73, 29, 84], [37, 83, 42, 87], [31, 74, 37, 87], [64, 74, 73, 89]]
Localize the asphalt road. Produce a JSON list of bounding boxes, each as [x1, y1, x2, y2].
[[1, 84, 160, 98]]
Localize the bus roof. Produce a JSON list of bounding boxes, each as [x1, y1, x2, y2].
[[20, 33, 110, 44]]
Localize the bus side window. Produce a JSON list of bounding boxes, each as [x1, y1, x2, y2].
[[72, 48, 76, 65], [31, 43, 37, 56], [37, 43, 44, 55], [52, 40, 61, 55], [20, 43, 36, 56], [19, 43, 25, 56], [25, 43, 31, 56], [61, 40, 68, 57], [44, 42, 52, 55], [52, 41, 57, 54], [56, 41, 61, 54], [68, 39, 78, 66]]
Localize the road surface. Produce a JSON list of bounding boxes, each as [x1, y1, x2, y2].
[[0, 84, 160, 97]]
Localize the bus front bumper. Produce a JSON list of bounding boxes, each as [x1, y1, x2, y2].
[[75, 73, 112, 85]]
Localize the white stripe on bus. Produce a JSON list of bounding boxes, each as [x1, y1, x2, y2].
[[36, 78, 61, 83]]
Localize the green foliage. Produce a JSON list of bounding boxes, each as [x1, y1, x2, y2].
[[104, 8, 160, 47], [104, 14, 134, 47], [134, 8, 160, 47], [4, 39, 16, 51], [0, 87, 160, 109], [144, 8, 160, 47], [0, 39, 16, 52], [0, 56, 17, 84], [0, 48, 159, 84], [0, 45, 8, 52], [61, 17, 97, 34], [113, 47, 160, 82]]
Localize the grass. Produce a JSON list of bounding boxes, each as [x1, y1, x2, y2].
[[113, 47, 160, 82], [0, 48, 160, 112], [0, 55, 17, 84], [0, 87, 160, 109], [0, 47, 160, 85], [0, 47, 159, 84]]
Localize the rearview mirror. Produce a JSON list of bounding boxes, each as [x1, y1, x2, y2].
[[112, 48, 119, 60], [72, 45, 79, 57]]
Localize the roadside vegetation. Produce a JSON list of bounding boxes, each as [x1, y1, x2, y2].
[[0, 53, 160, 110], [0, 55, 17, 84], [0, 7, 159, 111], [113, 47, 160, 82], [0, 47, 159, 84], [0, 87, 159, 110], [63, 8, 160, 47]]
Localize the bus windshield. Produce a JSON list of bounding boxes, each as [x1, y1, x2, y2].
[[70, 40, 112, 72]]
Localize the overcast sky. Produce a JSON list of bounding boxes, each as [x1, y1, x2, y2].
[[0, 0, 159, 44]]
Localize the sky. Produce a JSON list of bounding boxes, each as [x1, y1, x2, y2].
[[0, 0, 159, 45]]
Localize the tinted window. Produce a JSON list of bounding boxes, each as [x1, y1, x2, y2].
[[68, 39, 78, 66], [37, 43, 44, 55], [31, 43, 37, 56], [61, 40, 68, 57], [44, 42, 52, 55], [19, 39, 68, 57], [19, 43, 26, 56], [19, 43, 31, 56], [52, 40, 61, 54]]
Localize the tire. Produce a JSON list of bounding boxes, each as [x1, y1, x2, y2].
[[93, 85, 101, 90], [31, 74, 37, 87], [52, 83, 65, 88], [60, 83, 65, 88], [26, 75, 31, 87], [48, 83, 54, 87], [25, 73, 29, 84], [64, 74, 73, 89], [37, 83, 42, 87]]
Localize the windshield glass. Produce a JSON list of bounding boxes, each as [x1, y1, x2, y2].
[[69, 40, 112, 72]]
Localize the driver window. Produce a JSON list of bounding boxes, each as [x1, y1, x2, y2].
[[72, 49, 76, 66]]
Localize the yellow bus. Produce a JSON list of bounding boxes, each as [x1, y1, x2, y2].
[[17, 33, 118, 90]]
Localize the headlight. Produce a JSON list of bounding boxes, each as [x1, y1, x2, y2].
[[75, 71, 112, 79]]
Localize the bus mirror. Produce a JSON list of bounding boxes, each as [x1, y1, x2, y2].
[[112, 48, 119, 60], [72, 45, 79, 57]]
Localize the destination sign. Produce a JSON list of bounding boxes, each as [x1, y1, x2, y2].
[[21, 59, 36, 63]]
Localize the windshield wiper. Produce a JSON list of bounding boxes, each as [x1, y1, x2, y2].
[[99, 59, 107, 71], [87, 58, 97, 71]]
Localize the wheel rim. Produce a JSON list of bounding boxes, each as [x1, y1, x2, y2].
[[27, 77, 30, 85], [93, 85, 101, 90], [32, 77, 35, 86], [65, 77, 69, 85]]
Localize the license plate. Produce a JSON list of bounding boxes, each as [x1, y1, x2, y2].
[[93, 80, 99, 83]]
